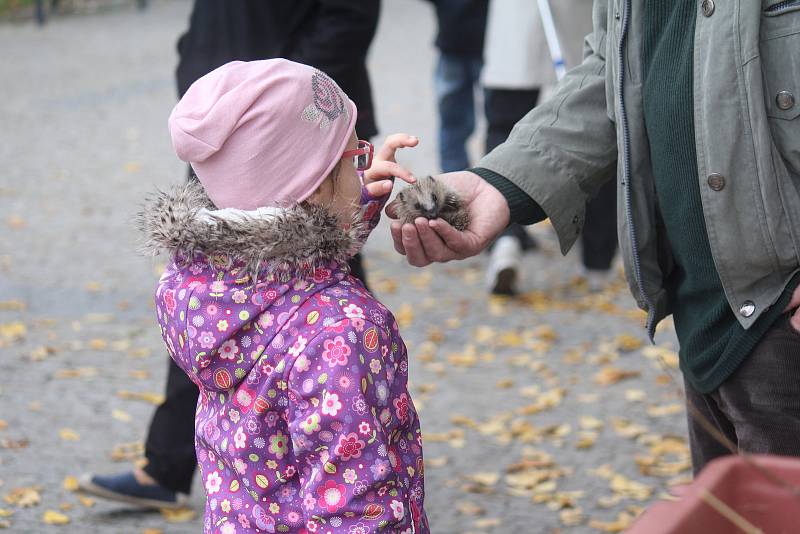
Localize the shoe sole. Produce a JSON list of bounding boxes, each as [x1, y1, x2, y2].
[[492, 268, 517, 296], [77, 476, 188, 510]]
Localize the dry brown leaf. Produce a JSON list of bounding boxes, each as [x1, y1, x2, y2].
[[594, 366, 641, 386], [110, 441, 145, 462], [88, 338, 108, 351], [559, 507, 584, 526], [0, 438, 28, 450], [143, 529, 164, 534], [160, 507, 196, 523], [4, 486, 41, 507], [614, 334, 643, 352], [575, 431, 598, 450], [28, 346, 56, 361], [42, 510, 69, 525], [6, 215, 25, 230], [495, 378, 514, 389]]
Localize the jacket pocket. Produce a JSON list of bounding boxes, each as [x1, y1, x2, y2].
[[761, 11, 800, 175]]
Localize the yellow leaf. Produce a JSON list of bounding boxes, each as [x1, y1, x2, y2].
[[143, 529, 164, 534], [110, 441, 145, 462], [559, 507, 584, 526], [159, 507, 196, 523], [117, 390, 165, 405], [647, 403, 684, 417], [4, 487, 41, 507], [54, 367, 98, 379], [579, 416, 604, 430], [495, 378, 514, 389], [77, 496, 95, 508], [62, 477, 79, 492], [614, 334, 643, 352], [6, 215, 25, 230], [88, 339, 108, 351], [474, 518, 502, 529], [128, 369, 151, 380], [128, 347, 152, 358], [124, 162, 141, 173], [58, 428, 80, 441], [455, 501, 485, 516], [0, 322, 26, 342], [425, 456, 449, 468], [0, 509, 12, 517], [84, 281, 103, 293], [111, 409, 132, 422], [466, 472, 500, 486], [395, 304, 414, 329], [624, 389, 646, 402], [593, 366, 641, 386], [0, 301, 25, 311], [42, 510, 70, 525], [588, 511, 636, 532]]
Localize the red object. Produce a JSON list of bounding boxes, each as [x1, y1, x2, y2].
[[342, 139, 374, 171], [629, 455, 800, 534]]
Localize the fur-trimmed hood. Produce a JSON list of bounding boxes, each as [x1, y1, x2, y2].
[[138, 181, 366, 276]]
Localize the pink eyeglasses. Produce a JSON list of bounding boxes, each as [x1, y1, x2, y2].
[[342, 140, 374, 171]]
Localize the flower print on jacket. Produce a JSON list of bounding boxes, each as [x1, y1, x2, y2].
[[144, 182, 428, 533]]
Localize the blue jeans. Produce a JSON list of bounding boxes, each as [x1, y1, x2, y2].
[[435, 53, 482, 172]]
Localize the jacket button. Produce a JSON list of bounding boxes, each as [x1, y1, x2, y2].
[[707, 173, 725, 191], [777, 91, 795, 111], [701, 0, 715, 16], [739, 301, 755, 318]]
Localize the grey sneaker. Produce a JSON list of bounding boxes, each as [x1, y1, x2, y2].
[[78, 472, 189, 510], [487, 236, 522, 295]]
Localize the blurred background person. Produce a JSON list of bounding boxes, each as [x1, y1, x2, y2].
[[79, 0, 381, 510], [426, 0, 488, 173], [482, 0, 617, 295]]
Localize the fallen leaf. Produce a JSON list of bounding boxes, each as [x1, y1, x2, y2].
[[128, 369, 151, 380], [28, 346, 56, 361], [54, 367, 98, 379], [455, 502, 485, 516], [142, 529, 164, 534], [425, 456, 449, 468], [588, 511, 636, 532], [4, 486, 41, 507], [473, 518, 502, 529], [647, 403, 683, 417], [160, 507, 196, 523], [58, 428, 80, 441], [6, 216, 25, 230], [579, 416, 604, 431], [42, 510, 69, 525], [594, 366, 641, 386], [88, 339, 108, 351], [624, 389, 646, 402], [110, 441, 145, 462], [0, 439, 29, 450], [0, 322, 25, 342], [0, 509, 12, 517], [495, 378, 514, 389], [62, 477, 79, 492], [77, 496, 95, 508], [395, 304, 414, 329], [0, 301, 25, 311], [112, 409, 132, 422], [559, 507, 584, 526], [614, 334, 643, 352], [117, 390, 165, 405]]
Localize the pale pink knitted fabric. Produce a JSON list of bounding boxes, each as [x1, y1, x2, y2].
[[168, 59, 357, 210]]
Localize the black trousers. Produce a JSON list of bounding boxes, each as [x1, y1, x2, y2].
[[142, 255, 367, 494], [484, 88, 618, 268], [684, 312, 800, 474]]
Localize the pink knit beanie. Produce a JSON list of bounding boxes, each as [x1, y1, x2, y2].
[[168, 59, 357, 210]]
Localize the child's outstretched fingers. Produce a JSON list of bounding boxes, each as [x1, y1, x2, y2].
[[365, 160, 415, 185], [375, 133, 419, 164]]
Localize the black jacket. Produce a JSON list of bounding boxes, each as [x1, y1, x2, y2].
[[175, 0, 380, 137], [427, 0, 488, 58]]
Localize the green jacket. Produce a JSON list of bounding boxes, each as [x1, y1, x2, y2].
[[479, 0, 800, 339]]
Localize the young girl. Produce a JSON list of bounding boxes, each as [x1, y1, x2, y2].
[[141, 59, 427, 534]]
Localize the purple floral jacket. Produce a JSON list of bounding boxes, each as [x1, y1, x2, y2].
[[143, 182, 427, 534]]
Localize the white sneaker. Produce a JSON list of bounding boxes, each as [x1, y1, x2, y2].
[[486, 236, 522, 295]]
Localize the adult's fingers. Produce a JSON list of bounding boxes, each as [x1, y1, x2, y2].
[[429, 219, 473, 255], [390, 222, 406, 255], [402, 223, 432, 267], [385, 199, 399, 219], [416, 218, 453, 263]]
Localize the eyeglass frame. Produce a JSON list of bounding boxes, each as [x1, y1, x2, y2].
[[342, 140, 374, 171]]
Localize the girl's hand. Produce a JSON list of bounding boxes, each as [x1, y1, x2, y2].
[[363, 133, 419, 197]]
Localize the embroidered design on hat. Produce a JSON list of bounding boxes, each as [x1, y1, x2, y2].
[[301, 70, 349, 129]]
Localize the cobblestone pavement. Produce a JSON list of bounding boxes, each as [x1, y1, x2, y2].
[[0, 1, 689, 532]]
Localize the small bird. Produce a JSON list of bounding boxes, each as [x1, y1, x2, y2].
[[393, 175, 470, 231]]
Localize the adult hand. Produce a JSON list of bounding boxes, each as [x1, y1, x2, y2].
[[385, 170, 510, 266], [784, 285, 800, 331]]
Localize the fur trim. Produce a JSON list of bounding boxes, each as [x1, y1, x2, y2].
[[137, 181, 364, 277]]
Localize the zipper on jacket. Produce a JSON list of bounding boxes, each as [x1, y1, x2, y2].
[[618, 0, 657, 340], [765, 0, 800, 12]]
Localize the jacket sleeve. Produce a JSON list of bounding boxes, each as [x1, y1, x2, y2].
[[478, 0, 617, 255], [287, 318, 415, 531]]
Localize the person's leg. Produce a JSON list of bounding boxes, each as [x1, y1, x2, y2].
[[484, 88, 540, 294], [79, 358, 198, 508], [435, 52, 478, 172], [713, 313, 800, 458], [683, 377, 738, 475], [141, 357, 199, 494]]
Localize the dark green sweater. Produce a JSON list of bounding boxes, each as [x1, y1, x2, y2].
[[473, 0, 798, 394]]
